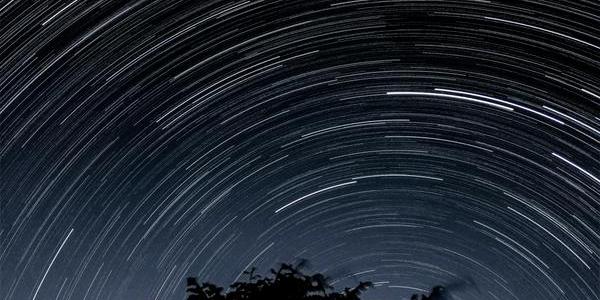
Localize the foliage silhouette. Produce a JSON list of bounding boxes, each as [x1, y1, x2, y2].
[[186, 261, 455, 300], [409, 286, 450, 300], [186, 261, 372, 300]]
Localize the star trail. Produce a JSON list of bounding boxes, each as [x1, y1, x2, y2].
[[0, 1, 599, 299]]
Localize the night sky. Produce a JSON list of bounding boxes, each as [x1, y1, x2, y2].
[[1, 1, 599, 299]]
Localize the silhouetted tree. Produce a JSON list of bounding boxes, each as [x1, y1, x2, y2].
[[412, 276, 480, 299], [187, 261, 464, 300], [187, 262, 372, 300]]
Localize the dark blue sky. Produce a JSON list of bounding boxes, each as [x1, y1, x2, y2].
[[1, 1, 599, 299]]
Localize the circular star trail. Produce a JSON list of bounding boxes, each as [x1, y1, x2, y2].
[[1, 1, 599, 299]]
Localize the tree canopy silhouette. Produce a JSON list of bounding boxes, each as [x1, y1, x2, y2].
[[186, 261, 372, 300], [186, 261, 454, 300]]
